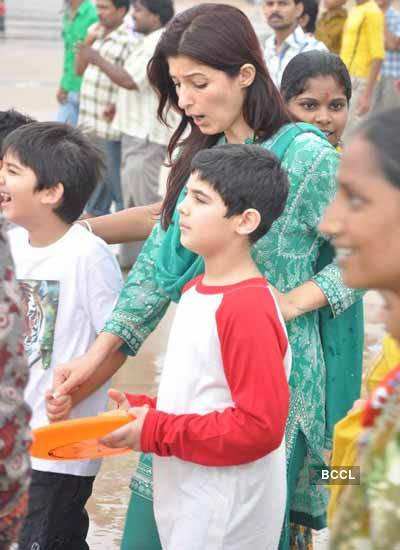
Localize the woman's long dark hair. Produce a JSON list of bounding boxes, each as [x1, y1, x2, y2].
[[147, 3, 291, 228]]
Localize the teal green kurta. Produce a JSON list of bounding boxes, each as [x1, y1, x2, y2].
[[104, 124, 363, 535]]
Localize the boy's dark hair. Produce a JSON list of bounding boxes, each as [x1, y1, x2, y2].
[[112, 0, 131, 12], [190, 144, 289, 244], [134, 0, 174, 25], [300, 0, 319, 33], [2, 122, 105, 225], [0, 110, 35, 157], [281, 50, 352, 104]]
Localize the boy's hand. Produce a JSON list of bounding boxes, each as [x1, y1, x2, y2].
[[108, 388, 130, 410], [45, 390, 73, 423], [100, 406, 149, 451]]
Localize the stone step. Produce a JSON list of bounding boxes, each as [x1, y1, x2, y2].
[[1, 22, 62, 41], [1, 4, 269, 43], [2, 0, 63, 41]]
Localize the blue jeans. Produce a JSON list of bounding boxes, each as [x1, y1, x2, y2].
[[56, 91, 80, 127], [86, 138, 123, 216]]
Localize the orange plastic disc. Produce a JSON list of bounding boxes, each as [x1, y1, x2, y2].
[[30, 410, 134, 460]]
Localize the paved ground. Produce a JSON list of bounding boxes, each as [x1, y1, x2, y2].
[[1, 3, 387, 547]]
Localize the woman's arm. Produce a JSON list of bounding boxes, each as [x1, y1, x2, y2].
[[53, 332, 124, 397], [55, 223, 172, 396], [79, 202, 161, 244], [276, 138, 361, 321], [271, 280, 328, 322]]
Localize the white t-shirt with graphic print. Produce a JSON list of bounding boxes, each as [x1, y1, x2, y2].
[[8, 224, 123, 477]]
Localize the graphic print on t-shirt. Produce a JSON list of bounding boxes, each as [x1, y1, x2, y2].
[[18, 279, 59, 370]]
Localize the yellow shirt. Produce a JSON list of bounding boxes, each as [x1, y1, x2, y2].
[[341, 0, 385, 78]]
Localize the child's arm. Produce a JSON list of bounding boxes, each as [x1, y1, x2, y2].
[[103, 290, 290, 465]]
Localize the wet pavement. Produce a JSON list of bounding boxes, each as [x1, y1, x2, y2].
[[0, 5, 388, 547]]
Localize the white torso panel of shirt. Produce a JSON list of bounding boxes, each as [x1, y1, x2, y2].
[[113, 27, 179, 146], [8, 224, 123, 476], [78, 22, 135, 141], [264, 26, 328, 87]]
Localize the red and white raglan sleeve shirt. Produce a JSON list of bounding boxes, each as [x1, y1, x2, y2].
[[126, 276, 291, 467]]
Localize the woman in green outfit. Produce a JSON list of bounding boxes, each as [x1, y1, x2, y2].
[[55, 4, 363, 548], [280, 50, 364, 448]]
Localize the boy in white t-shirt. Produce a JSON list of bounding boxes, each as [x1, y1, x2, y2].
[[0, 121, 125, 550], [101, 144, 292, 550]]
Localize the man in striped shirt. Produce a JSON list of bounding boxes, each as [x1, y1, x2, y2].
[[76, 0, 135, 217]]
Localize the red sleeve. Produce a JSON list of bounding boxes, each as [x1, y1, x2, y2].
[[141, 287, 290, 466], [125, 393, 157, 409]]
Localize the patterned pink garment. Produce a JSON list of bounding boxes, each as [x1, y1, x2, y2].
[[0, 216, 31, 548]]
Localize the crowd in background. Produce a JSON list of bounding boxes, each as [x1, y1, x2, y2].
[[54, 0, 400, 273]]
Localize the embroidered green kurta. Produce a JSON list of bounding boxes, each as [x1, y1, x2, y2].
[[104, 124, 363, 527]]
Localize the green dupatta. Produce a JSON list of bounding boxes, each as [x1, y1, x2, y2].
[[155, 122, 363, 441]]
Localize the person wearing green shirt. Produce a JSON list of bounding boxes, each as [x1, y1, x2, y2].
[[57, 0, 98, 126]]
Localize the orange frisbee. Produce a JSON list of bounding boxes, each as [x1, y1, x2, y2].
[[30, 410, 135, 460]]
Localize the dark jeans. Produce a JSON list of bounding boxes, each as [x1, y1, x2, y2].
[[18, 469, 95, 550]]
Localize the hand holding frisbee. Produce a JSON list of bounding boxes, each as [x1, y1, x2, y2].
[[30, 408, 135, 461], [100, 393, 150, 452]]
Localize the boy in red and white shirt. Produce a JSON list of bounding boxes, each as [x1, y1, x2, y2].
[[102, 144, 292, 549]]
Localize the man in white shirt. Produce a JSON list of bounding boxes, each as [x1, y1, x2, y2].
[[79, 0, 177, 267], [263, 0, 327, 86]]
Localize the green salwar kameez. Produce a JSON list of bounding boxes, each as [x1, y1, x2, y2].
[[103, 124, 364, 549]]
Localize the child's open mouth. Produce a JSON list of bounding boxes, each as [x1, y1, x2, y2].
[[0, 192, 12, 205]]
